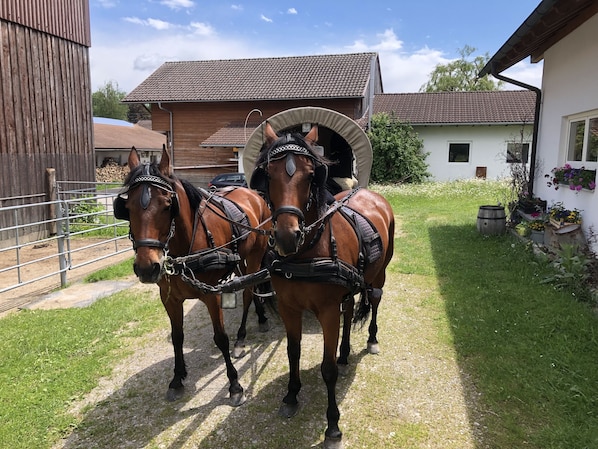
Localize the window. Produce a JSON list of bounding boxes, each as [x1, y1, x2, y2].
[[566, 114, 598, 164], [448, 143, 470, 163], [506, 142, 530, 163]]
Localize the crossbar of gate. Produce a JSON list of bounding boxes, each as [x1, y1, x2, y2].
[[0, 181, 132, 298]]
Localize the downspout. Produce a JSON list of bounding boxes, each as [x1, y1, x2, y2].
[[489, 65, 542, 195], [157, 102, 174, 166]]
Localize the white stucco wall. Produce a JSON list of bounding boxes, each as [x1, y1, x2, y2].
[[532, 13, 598, 248], [416, 124, 533, 181]]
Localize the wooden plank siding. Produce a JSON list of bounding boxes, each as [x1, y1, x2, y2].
[[0, 2, 93, 237], [0, 0, 90, 46], [150, 98, 361, 185]]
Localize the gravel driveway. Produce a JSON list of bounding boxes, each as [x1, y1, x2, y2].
[[50, 252, 485, 449]]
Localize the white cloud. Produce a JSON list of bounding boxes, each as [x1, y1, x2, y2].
[[160, 0, 194, 9], [231, 4, 243, 11], [288, 8, 297, 14], [260, 14, 273, 23], [124, 17, 173, 31], [190, 22, 215, 36]]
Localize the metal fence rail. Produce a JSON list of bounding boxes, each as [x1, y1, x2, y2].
[[0, 181, 132, 297]]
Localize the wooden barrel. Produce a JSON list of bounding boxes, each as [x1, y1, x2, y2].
[[477, 205, 506, 235]]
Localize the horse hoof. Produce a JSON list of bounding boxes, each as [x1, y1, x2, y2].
[[232, 345, 247, 358], [337, 363, 349, 377], [259, 320, 271, 332], [230, 391, 247, 407], [324, 435, 343, 449], [166, 387, 184, 402], [367, 342, 380, 355], [278, 402, 300, 418]]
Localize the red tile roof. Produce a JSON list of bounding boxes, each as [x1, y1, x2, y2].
[[373, 90, 536, 125], [123, 53, 378, 103]]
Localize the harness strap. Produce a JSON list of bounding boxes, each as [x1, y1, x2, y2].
[[269, 257, 365, 294]]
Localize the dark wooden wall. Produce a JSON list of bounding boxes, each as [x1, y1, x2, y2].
[[0, 1, 93, 234]]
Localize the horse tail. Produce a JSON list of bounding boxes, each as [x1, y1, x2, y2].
[[352, 289, 371, 327]]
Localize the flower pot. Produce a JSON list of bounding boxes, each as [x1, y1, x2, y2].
[[530, 229, 544, 244]]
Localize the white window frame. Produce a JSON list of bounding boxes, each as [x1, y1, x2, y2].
[[447, 141, 471, 164], [564, 110, 598, 169]]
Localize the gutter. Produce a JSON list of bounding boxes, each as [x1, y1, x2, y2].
[[157, 102, 174, 165], [488, 66, 541, 195]]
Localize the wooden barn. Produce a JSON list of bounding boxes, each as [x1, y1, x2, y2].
[[0, 1, 94, 204], [122, 53, 382, 186]]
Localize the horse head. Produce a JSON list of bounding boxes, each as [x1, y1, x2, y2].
[[250, 122, 328, 256], [114, 145, 180, 283]]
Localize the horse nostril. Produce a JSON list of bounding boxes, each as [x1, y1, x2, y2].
[[151, 262, 161, 279], [295, 230, 303, 244]]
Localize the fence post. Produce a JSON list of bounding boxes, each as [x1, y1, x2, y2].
[[46, 168, 57, 235], [56, 199, 68, 288]]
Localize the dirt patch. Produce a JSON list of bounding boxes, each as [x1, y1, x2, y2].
[[0, 238, 133, 314]]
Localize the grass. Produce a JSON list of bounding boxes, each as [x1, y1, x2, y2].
[[1, 179, 597, 448], [83, 256, 134, 283], [0, 290, 164, 449]]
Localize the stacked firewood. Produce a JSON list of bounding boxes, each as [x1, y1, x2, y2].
[[96, 161, 129, 183]]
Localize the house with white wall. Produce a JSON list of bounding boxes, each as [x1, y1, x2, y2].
[[374, 91, 536, 181], [480, 0, 598, 250]]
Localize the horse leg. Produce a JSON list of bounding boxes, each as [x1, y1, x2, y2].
[[162, 297, 187, 402], [278, 305, 302, 418], [254, 282, 272, 332], [206, 297, 246, 406], [319, 308, 343, 449], [337, 295, 354, 376], [366, 288, 383, 354], [232, 288, 252, 358]]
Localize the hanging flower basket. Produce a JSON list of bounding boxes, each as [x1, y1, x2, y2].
[[545, 164, 596, 192]]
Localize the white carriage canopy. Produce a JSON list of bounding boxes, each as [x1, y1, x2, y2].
[[243, 107, 373, 188]]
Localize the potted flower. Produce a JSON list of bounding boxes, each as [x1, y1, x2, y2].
[[545, 164, 596, 192], [528, 219, 545, 244], [548, 202, 582, 228]]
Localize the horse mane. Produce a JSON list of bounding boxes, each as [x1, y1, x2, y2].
[[124, 161, 203, 211], [257, 131, 332, 215]]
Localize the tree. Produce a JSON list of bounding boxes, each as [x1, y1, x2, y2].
[[368, 113, 430, 183], [92, 80, 128, 120], [420, 45, 503, 92]]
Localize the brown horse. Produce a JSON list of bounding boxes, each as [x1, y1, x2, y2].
[[250, 123, 395, 449], [114, 146, 272, 404]]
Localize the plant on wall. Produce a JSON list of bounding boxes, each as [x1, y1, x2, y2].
[[545, 164, 596, 191]]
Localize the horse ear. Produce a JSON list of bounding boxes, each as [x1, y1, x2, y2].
[[158, 144, 172, 176], [305, 125, 318, 145], [128, 146, 140, 169], [264, 121, 278, 146]]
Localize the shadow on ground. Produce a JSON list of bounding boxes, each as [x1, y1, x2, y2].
[[57, 297, 365, 449]]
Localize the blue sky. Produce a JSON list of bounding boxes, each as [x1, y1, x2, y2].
[[89, 0, 544, 94]]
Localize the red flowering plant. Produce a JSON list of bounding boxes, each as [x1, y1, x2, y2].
[[545, 164, 596, 192]]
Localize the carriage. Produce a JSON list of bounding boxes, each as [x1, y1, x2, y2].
[[243, 106, 374, 192]]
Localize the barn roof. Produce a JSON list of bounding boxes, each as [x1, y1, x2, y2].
[[93, 118, 166, 150], [373, 90, 536, 125], [123, 53, 380, 103]]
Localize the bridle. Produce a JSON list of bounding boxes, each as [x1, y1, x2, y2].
[[114, 165, 178, 252], [253, 142, 328, 250]]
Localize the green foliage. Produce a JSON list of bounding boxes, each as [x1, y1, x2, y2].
[[420, 45, 502, 92], [92, 80, 128, 120], [368, 113, 430, 183], [540, 244, 595, 301]]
